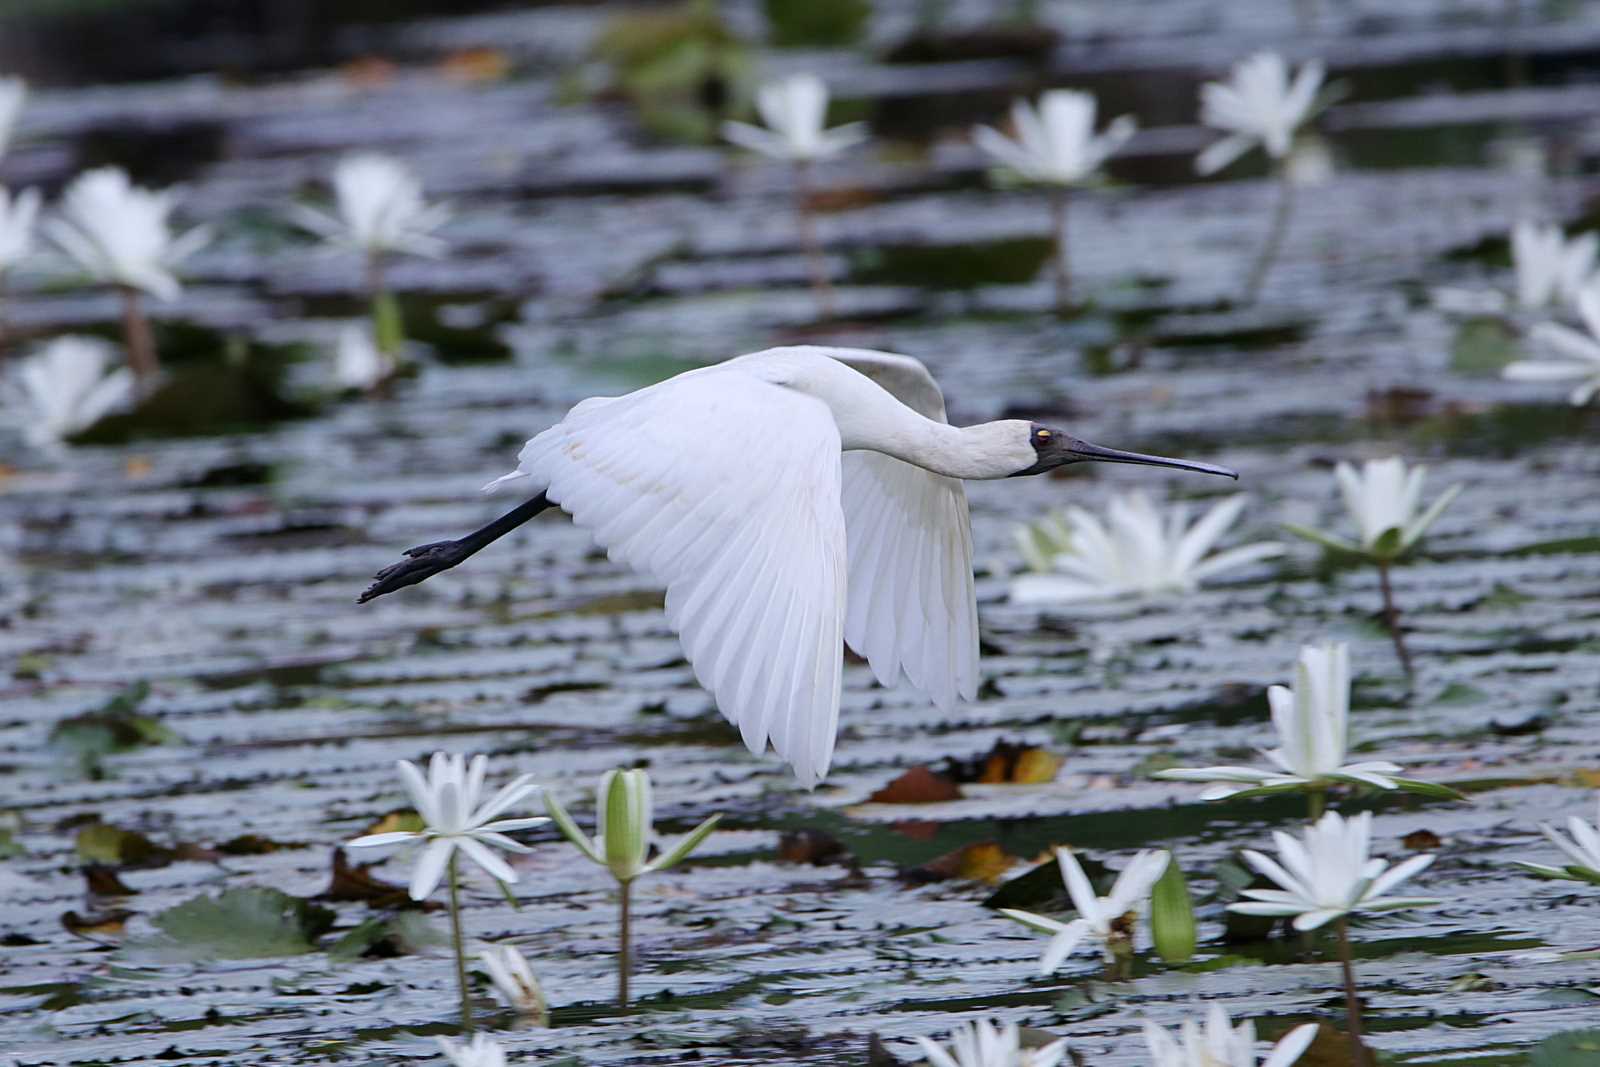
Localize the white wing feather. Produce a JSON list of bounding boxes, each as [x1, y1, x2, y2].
[[827, 349, 979, 708], [492, 365, 848, 786]]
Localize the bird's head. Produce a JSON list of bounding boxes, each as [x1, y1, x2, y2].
[[1009, 423, 1238, 480]]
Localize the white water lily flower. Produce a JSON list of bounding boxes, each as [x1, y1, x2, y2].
[[346, 752, 548, 901], [0, 186, 39, 270], [1286, 456, 1462, 560], [916, 1019, 1069, 1067], [293, 153, 449, 258], [1144, 1004, 1318, 1067], [1504, 285, 1600, 406], [1000, 848, 1170, 971], [1196, 52, 1326, 176], [480, 943, 548, 1023], [545, 767, 720, 884], [0, 78, 25, 158], [721, 74, 867, 162], [1010, 493, 1283, 604], [1514, 796, 1600, 886], [334, 321, 389, 390], [1156, 641, 1408, 800], [44, 167, 209, 301], [1, 336, 133, 448], [436, 1033, 507, 1067], [973, 90, 1136, 186], [1228, 811, 1438, 931], [1512, 221, 1597, 310]]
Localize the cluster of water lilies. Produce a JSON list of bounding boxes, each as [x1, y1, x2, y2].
[[727, 52, 1329, 313], [0, 76, 451, 447], [346, 753, 720, 1065], [1012, 454, 1461, 677]]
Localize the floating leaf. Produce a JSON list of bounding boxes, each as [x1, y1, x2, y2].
[[138, 888, 336, 961], [1530, 1029, 1600, 1067], [907, 841, 1019, 885], [327, 913, 442, 962], [867, 766, 961, 804], [1149, 858, 1196, 963], [983, 851, 1110, 911], [49, 682, 175, 776], [62, 909, 131, 939], [319, 849, 426, 910], [777, 829, 851, 867], [75, 824, 174, 868]]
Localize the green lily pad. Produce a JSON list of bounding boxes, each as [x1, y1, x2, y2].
[[1531, 1029, 1600, 1067], [137, 887, 336, 961]]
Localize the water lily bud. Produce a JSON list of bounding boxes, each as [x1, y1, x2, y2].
[[599, 768, 652, 883]]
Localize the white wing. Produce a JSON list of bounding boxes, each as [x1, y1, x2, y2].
[[493, 365, 848, 786], [828, 349, 979, 709]]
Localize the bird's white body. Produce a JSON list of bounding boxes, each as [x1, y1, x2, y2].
[[487, 346, 1027, 786]]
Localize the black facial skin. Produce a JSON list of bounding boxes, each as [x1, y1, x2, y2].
[[1011, 424, 1239, 479]]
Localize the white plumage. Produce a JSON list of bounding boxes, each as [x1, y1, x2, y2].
[[368, 345, 1234, 785]]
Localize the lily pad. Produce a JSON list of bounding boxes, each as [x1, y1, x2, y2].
[[136, 887, 336, 961]]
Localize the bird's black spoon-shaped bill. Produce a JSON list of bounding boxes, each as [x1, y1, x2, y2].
[[1064, 437, 1239, 480]]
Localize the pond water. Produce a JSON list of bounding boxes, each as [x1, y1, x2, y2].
[[3, 1, 1600, 1064]]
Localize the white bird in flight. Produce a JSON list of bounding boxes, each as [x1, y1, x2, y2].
[[360, 347, 1235, 785]]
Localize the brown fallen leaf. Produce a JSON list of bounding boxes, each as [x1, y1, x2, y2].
[[906, 841, 1020, 886], [776, 829, 850, 867], [83, 865, 134, 896], [62, 908, 131, 940], [438, 47, 510, 83], [319, 849, 433, 910], [341, 56, 396, 88], [868, 766, 961, 804], [1402, 829, 1441, 850]]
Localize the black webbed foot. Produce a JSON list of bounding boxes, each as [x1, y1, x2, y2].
[[357, 540, 467, 603]]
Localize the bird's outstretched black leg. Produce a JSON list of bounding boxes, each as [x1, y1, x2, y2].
[[357, 492, 552, 604]]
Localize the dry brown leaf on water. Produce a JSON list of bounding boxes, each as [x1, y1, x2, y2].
[[62, 908, 132, 940], [83, 865, 134, 896], [974, 742, 1063, 785], [867, 765, 961, 804], [1402, 829, 1441, 850], [906, 841, 1020, 886], [340, 56, 396, 88], [438, 48, 510, 83], [319, 849, 432, 911], [776, 829, 851, 867]]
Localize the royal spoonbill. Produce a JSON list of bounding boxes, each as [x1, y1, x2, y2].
[[359, 346, 1236, 785]]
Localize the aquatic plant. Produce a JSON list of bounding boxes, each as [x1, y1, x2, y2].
[[44, 167, 210, 391], [916, 1018, 1068, 1067], [347, 752, 547, 1030], [1156, 640, 1459, 816], [973, 89, 1135, 309], [545, 768, 721, 1007], [1227, 811, 1438, 1061], [1010, 492, 1282, 604], [1503, 285, 1600, 407], [1143, 1004, 1318, 1067], [334, 321, 391, 393], [999, 847, 1169, 976], [436, 1033, 508, 1067], [0, 185, 39, 338], [0, 77, 25, 158], [1195, 52, 1328, 302], [1511, 221, 1597, 311], [0, 335, 134, 449], [722, 73, 866, 315], [479, 944, 548, 1026], [292, 153, 448, 362], [1513, 795, 1600, 886], [1284, 457, 1462, 674]]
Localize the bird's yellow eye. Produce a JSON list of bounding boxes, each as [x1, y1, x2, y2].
[[1035, 429, 1051, 441]]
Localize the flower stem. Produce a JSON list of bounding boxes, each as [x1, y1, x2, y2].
[[1049, 184, 1070, 312], [793, 159, 834, 319], [1307, 787, 1326, 822], [617, 878, 633, 1009], [1242, 163, 1294, 304], [1375, 559, 1414, 677], [118, 285, 160, 394], [447, 851, 473, 1033], [1337, 917, 1367, 1066]]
